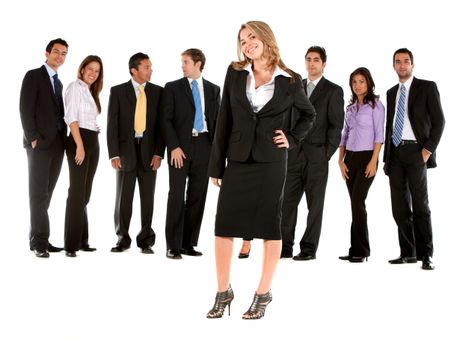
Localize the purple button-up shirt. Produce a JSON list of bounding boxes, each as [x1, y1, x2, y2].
[[339, 99, 385, 151]]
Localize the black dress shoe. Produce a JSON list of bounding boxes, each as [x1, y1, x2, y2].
[[180, 247, 203, 256], [339, 255, 368, 262], [388, 256, 417, 264], [110, 245, 130, 252], [141, 246, 154, 254], [80, 245, 97, 252], [48, 244, 64, 252], [65, 251, 77, 257], [422, 256, 435, 270], [339, 255, 351, 261], [280, 250, 293, 259], [166, 249, 182, 259], [34, 249, 50, 258], [293, 253, 316, 261]]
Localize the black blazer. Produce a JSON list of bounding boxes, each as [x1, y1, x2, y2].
[[161, 77, 220, 158], [107, 80, 165, 172], [301, 77, 344, 159], [19, 65, 67, 149], [209, 65, 316, 179], [383, 77, 445, 172]]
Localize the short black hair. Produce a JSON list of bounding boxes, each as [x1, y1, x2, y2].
[[393, 48, 414, 65], [182, 48, 206, 71], [305, 46, 327, 63], [129, 52, 150, 75], [45, 38, 68, 53]]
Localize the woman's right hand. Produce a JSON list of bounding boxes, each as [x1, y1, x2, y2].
[[211, 177, 222, 187], [75, 145, 85, 166], [338, 160, 349, 181]]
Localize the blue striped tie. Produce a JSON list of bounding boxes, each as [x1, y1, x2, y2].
[[392, 84, 406, 147], [191, 79, 204, 132]]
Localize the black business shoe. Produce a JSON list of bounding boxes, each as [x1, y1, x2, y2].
[[339, 255, 368, 262], [293, 253, 316, 261], [48, 244, 64, 252], [34, 249, 50, 258], [422, 256, 435, 270], [141, 246, 154, 254], [65, 251, 77, 257], [280, 249, 293, 259], [180, 247, 203, 256], [166, 249, 182, 259], [388, 256, 417, 264], [80, 245, 97, 252], [110, 245, 130, 253]]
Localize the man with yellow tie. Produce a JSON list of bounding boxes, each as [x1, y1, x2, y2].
[[107, 52, 165, 254]]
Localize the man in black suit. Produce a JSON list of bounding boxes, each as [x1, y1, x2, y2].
[[107, 52, 164, 254], [384, 48, 445, 270], [161, 48, 220, 259], [280, 46, 344, 260], [20, 38, 69, 258]]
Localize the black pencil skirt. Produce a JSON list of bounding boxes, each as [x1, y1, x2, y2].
[[215, 158, 287, 240]]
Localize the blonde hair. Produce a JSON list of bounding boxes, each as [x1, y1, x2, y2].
[[232, 21, 296, 80]]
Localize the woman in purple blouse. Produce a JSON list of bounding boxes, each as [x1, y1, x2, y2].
[[338, 67, 385, 262]]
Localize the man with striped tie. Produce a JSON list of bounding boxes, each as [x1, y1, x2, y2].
[[161, 49, 220, 259], [383, 48, 445, 270]]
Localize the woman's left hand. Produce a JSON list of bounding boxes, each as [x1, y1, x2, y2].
[[365, 160, 377, 178], [273, 130, 289, 149]]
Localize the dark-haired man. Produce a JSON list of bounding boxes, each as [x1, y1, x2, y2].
[[20, 38, 69, 258], [161, 48, 220, 259], [281, 46, 344, 260], [384, 48, 445, 270], [107, 52, 164, 254]]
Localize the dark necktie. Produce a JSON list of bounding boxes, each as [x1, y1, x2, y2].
[[52, 73, 65, 130], [53, 73, 63, 100]]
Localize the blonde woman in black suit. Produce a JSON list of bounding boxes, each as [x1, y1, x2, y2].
[[206, 21, 316, 319]]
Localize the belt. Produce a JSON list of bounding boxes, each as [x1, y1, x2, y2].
[[192, 131, 208, 137], [398, 139, 417, 146]]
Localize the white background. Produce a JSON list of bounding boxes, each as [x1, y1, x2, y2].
[[0, 0, 449, 340]]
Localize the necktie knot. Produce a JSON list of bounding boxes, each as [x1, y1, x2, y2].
[[138, 85, 145, 93]]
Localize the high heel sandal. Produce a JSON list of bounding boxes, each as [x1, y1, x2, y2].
[[242, 290, 272, 320], [206, 286, 234, 318]]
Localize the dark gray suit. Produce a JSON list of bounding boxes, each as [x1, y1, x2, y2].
[[281, 77, 344, 256]]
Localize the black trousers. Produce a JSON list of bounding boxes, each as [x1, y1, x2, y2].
[[64, 129, 99, 251], [165, 134, 211, 249], [113, 140, 157, 248], [389, 143, 432, 259], [344, 151, 375, 257], [26, 132, 65, 251], [281, 145, 329, 255]]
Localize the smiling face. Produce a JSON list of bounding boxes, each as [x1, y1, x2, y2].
[[239, 27, 264, 61], [81, 61, 101, 87], [351, 74, 368, 101], [131, 58, 152, 84], [45, 43, 67, 71]]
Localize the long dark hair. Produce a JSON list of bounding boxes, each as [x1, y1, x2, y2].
[[77, 55, 103, 112], [348, 67, 379, 108]]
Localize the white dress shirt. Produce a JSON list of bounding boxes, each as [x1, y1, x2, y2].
[[187, 76, 208, 133], [244, 64, 291, 113], [64, 79, 99, 132], [393, 76, 416, 141]]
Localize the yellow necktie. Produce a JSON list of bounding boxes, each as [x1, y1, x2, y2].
[[134, 85, 146, 135]]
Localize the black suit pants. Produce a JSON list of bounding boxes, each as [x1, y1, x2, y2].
[[26, 132, 65, 251], [344, 151, 375, 257], [165, 134, 210, 249], [64, 129, 99, 251], [388, 143, 432, 258], [113, 140, 157, 248], [281, 145, 329, 255]]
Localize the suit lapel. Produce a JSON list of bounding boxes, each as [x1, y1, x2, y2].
[[408, 77, 419, 113], [182, 78, 195, 107], [126, 80, 137, 109], [236, 70, 255, 113], [40, 65, 58, 105], [308, 77, 325, 104], [257, 75, 289, 115]]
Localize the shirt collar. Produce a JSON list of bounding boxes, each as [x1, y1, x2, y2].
[[307, 76, 322, 87], [399, 75, 414, 91], [44, 63, 56, 78], [188, 76, 203, 86], [131, 78, 146, 89], [244, 64, 292, 79], [76, 78, 89, 88]]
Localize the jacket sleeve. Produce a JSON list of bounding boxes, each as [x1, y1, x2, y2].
[[208, 66, 233, 179], [107, 86, 120, 159], [160, 83, 180, 153], [286, 77, 316, 149], [19, 70, 41, 144], [154, 87, 166, 158], [424, 81, 445, 153], [326, 85, 345, 158]]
